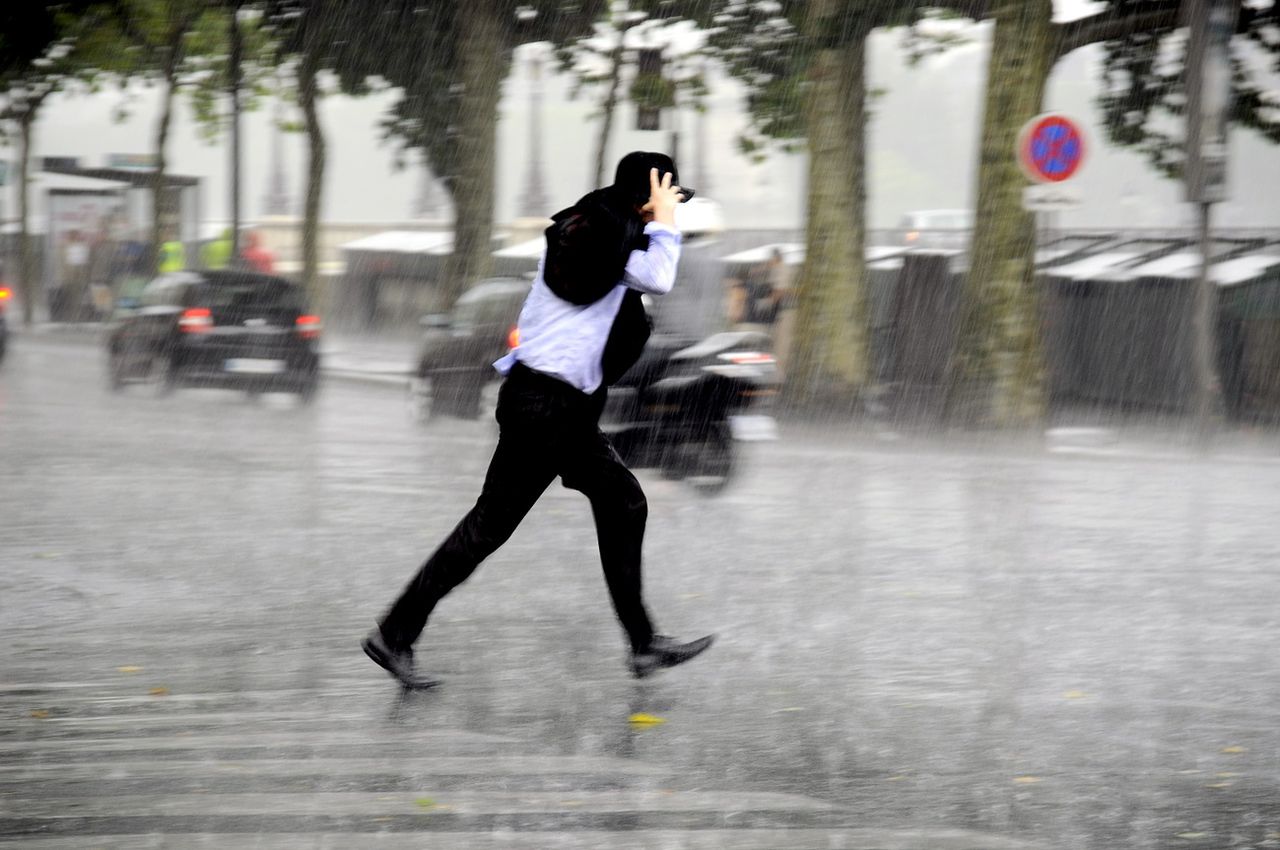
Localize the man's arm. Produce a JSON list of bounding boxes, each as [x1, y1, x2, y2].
[[622, 224, 681, 295], [623, 167, 686, 295]]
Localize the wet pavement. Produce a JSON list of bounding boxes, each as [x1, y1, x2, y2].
[[2, 333, 1279, 848]]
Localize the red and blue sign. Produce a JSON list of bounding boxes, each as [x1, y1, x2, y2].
[[1018, 113, 1086, 183]]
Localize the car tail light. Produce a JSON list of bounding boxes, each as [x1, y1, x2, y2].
[[296, 314, 321, 340], [0, 287, 10, 312], [179, 307, 213, 333], [719, 351, 775, 365], [905, 230, 920, 244], [507, 325, 520, 350]]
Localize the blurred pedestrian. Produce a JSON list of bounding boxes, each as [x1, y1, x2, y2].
[[732, 248, 785, 331], [238, 230, 275, 274], [202, 228, 234, 270], [363, 152, 714, 689]]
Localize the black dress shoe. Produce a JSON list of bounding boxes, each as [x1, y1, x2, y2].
[[362, 628, 440, 690], [629, 634, 715, 679]]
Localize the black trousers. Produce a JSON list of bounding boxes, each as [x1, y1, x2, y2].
[[379, 364, 656, 653]]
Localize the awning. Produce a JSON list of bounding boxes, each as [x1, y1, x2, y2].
[[340, 230, 453, 253], [718, 244, 908, 266]]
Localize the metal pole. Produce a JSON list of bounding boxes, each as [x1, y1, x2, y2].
[[229, 4, 243, 260], [1183, 0, 1235, 442], [1191, 200, 1221, 441]]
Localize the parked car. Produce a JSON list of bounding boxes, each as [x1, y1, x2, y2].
[[899, 209, 973, 250], [106, 270, 321, 401], [408, 277, 530, 420]]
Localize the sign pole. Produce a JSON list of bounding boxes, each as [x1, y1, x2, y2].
[[1184, 0, 1236, 441]]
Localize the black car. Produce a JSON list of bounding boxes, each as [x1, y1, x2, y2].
[[107, 270, 321, 401], [408, 277, 530, 420]]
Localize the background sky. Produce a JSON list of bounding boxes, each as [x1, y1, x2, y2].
[[3, 1, 1277, 234]]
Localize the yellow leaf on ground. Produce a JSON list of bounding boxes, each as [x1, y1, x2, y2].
[[117, 666, 142, 673], [1013, 776, 1042, 784], [414, 798, 435, 809], [628, 713, 666, 726], [1063, 690, 1088, 699], [1221, 746, 1247, 754], [149, 687, 169, 696], [29, 710, 49, 719]]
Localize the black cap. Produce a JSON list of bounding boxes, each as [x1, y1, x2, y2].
[[611, 151, 695, 205]]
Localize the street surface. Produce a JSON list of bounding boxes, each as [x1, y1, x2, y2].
[[2, 333, 1279, 849]]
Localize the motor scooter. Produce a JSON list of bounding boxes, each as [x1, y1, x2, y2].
[[601, 329, 779, 495]]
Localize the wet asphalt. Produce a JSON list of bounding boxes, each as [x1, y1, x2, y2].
[[2, 334, 1279, 849]]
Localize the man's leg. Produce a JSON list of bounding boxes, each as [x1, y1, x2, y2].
[[378, 429, 558, 651], [561, 431, 655, 653]]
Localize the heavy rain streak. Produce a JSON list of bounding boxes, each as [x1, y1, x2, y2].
[[2, 1, 1280, 848]]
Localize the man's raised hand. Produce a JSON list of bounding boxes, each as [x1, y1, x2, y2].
[[640, 168, 684, 226]]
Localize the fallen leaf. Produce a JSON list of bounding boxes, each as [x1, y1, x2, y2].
[[1013, 776, 1042, 784], [1063, 690, 1088, 700], [628, 713, 666, 727], [414, 797, 435, 809], [149, 687, 169, 697], [886, 775, 906, 782], [29, 710, 49, 719], [1204, 782, 1234, 789], [1221, 746, 1247, 754], [117, 666, 142, 674]]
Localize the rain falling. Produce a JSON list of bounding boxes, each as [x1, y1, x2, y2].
[[2, 1, 1279, 848]]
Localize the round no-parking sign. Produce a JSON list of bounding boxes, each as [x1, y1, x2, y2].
[[1017, 113, 1085, 183]]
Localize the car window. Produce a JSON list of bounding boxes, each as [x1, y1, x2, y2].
[[192, 279, 303, 312], [140, 277, 178, 307]]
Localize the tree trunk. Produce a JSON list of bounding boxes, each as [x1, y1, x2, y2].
[[298, 48, 325, 312], [228, 3, 243, 258], [593, 34, 626, 189], [444, 0, 506, 307], [151, 57, 178, 274], [17, 99, 40, 326], [945, 0, 1054, 427], [787, 7, 870, 412]]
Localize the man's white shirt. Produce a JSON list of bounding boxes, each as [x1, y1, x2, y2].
[[493, 221, 682, 394]]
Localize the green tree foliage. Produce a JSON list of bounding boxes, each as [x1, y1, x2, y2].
[[555, 1, 709, 190], [260, 0, 353, 304], [637, 0, 919, 411], [103, 0, 225, 271], [935, 0, 1275, 426], [1097, 2, 1280, 179], [0, 1, 120, 324], [342, 0, 606, 307]]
